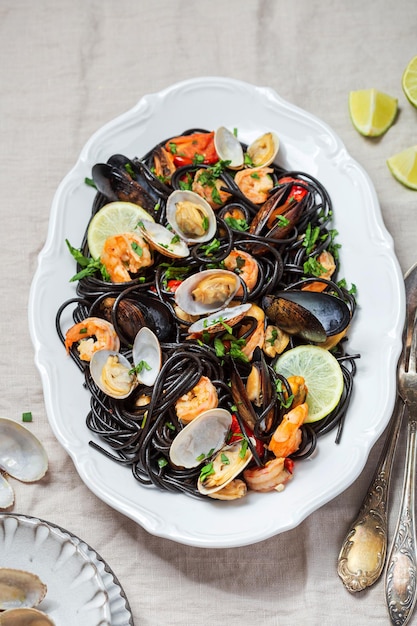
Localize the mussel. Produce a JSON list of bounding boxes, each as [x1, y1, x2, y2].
[[263, 290, 351, 343], [92, 162, 157, 213]]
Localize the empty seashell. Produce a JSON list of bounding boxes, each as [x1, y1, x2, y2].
[[0, 419, 48, 483], [0, 607, 55, 625], [0, 473, 14, 509], [0, 568, 47, 610]]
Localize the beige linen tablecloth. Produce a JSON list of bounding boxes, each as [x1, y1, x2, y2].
[[2, 1, 417, 624]]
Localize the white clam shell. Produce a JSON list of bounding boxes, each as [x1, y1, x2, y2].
[[187, 303, 252, 335], [174, 269, 241, 316], [132, 327, 162, 387], [169, 408, 232, 468], [136, 220, 189, 258], [0, 473, 14, 509], [247, 131, 280, 167], [166, 189, 216, 244], [0, 419, 48, 483], [0, 568, 47, 610], [197, 438, 253, 496], [214, 127, 244, 169], [90, 350, 136, 399], [0, 607, 55, 625]]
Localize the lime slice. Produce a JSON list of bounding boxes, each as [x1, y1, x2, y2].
[[348, 88, 398, 137], [274, 345, 344, 423], [387, 146, 417, 190], [402, 55, 417, 108], [87, 201, 154, 259]]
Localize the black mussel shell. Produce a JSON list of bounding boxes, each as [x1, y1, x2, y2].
[[262, 290, 351, 343], [92, 163, 157, 212]]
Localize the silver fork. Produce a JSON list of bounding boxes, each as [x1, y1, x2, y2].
[[385, 310, 417, 626]]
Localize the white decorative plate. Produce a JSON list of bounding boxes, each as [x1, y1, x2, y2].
[[0, 513, 132, 625], [28, 77, 405, 548]]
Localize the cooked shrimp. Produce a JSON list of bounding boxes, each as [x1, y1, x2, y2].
[[239, 304, 265, 361], [268, 402, 308, 458], [234, 166, 274, 204], [302, 250, 336, 292], [65, 317, 120, 362], [192, 168, 231, 208], [175, 375, 219, 424], [224, 249, 259, 295], [243, 457, 292, 492], [100, 232, 153, 283]]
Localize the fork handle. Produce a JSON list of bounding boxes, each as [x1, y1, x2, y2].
[[385, 412, 417, 626], [337, 398, 405, 592]]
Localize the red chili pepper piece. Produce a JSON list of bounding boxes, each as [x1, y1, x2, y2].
[[166, 131, 218, 165], [279, 176, 308, 201]]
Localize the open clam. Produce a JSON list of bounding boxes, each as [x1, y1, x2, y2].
[[214, 127, 244, 169], [247, 131, 280, 167], [175, 269, 241, 316], [197, 438, 253, 496], [187, 303, 252, 336], [0, 568, 47, 610], [90, 350, 136, 399], [169, 408, 232, 469], [166, 189, 216, 244], [262, 290, 351, 343], [90, 327, 162, 397], [136, 220, 189, 258], [0, 608, 55, 625], [0, 419, 48, 485]]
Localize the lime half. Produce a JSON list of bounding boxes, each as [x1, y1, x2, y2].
[[87, 201, 154, 259], [275, 345, 344, 423]]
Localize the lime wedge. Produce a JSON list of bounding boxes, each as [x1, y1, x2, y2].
[[87, 201, 154, 259], [402, 55, 417, 108], [348, 88, 398, 137], [274, 345, 344, 423], [387, 146, 417, 190]]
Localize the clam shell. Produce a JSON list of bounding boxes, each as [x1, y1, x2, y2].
[[0, 568, 47, 610], [0, 419, 48, 483], [0, 474, 14, 509], [166, 190, 216, 244], [136, 220, 189, 258], [247, 131, 280, 167], [174, 269, 241, 316], [132, 327, 162, 386], [187, 303, 252, 335], [197, 438, 253, 495], [0, 608, 55, 625], [169, 408, 232, 469], [214, 127, 244, 169], [90, 350, 136, 399]]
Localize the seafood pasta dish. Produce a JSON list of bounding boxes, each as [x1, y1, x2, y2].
[[56, 127, 358, 501]]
